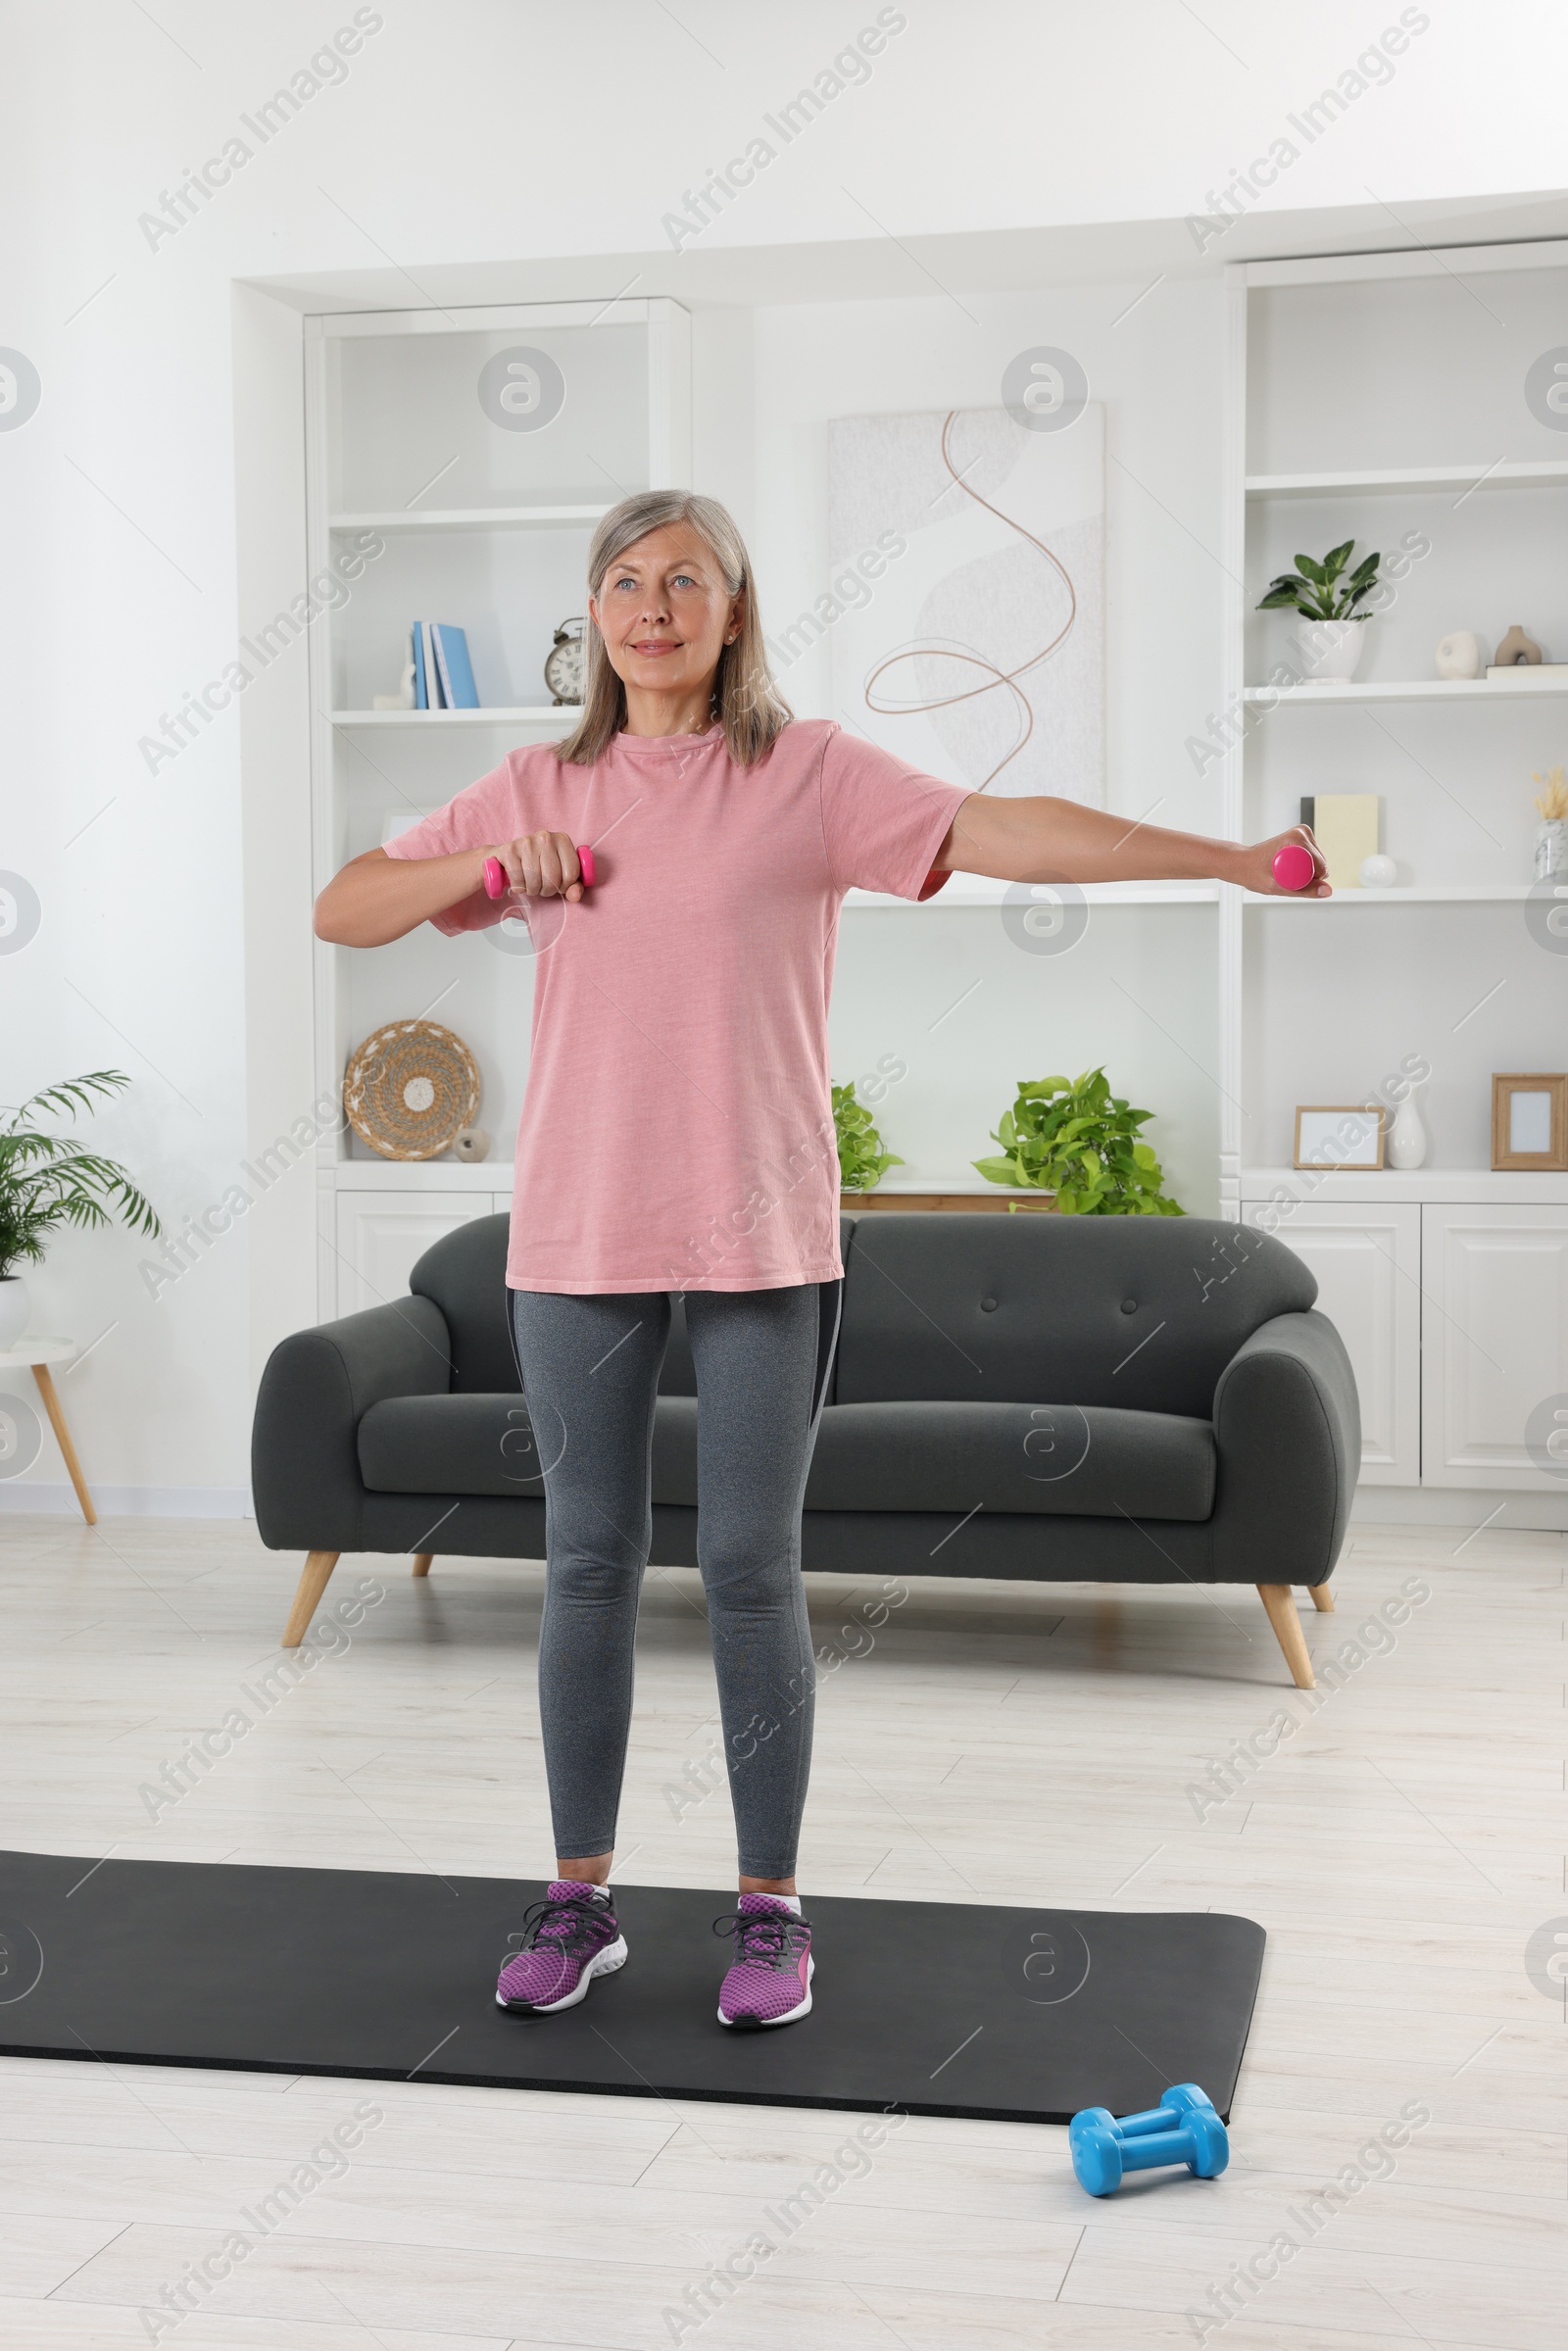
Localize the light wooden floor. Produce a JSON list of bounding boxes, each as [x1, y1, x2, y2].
[[0, 1514, 1562, 2348]]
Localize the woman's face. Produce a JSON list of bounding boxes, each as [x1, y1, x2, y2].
[[589, 522, 742, 708]]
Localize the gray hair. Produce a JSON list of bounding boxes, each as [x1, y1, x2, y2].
[[557, 490, 792, 766]]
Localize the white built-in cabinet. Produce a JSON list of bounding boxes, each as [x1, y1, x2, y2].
[[332, 1186, 507, 1320], [1241, 1198, 1421, 1486], [1243, 1177, 1568, 1494], [1419, 1203, 1568, 1488], [1225, 237, 1568, 1516]]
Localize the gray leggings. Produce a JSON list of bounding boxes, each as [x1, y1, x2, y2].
[[510, 1282, 841, 1880]]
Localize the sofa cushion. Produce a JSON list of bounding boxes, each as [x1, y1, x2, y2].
[[360, 1391, 710, 1502], [835, 1212, 1316, 1418], [803, 1400, 1215, 1520], [360, 1392, 1213, 1521], [359, 1393, 546, 1496]]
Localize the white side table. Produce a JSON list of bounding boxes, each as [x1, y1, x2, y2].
[[0, 1338, 97, 1524]]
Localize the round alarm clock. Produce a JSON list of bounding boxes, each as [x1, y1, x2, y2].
[[544, 616, 586, 706]]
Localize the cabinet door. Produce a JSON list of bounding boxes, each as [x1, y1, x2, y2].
[[1421, 1204, 1568, 1489], [332, 1192, 498, 1320], [1243, 1200, 1420, 1485]]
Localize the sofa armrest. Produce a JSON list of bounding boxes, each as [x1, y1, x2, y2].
[[252, 1297, 451, 1554], [1209, 1309, 1360, 1583]]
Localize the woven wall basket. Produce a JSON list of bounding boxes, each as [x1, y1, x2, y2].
[[343, 1019, 481, 1161]]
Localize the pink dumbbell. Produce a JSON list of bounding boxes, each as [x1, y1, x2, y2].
[[482, 846, 595, 901], [1271, 842, 1318, 893]]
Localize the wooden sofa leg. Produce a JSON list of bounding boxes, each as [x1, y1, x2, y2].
[[1257, 1584, 1315, 1690], [412, 1553, 433, 1577], [283, 1550, 340, 1648], [1307, 1584, 1335, 1612]]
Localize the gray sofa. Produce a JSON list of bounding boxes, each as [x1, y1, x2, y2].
[[252, 1210, 1358, 1688]]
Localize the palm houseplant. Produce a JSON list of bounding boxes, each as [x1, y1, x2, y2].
[[1257, 537, 1382, 683], [0, 1071, 161, 1347], [973, 1067, 1183, 1216]]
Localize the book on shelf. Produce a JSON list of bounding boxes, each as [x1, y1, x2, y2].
[[1300, 794, 1379, 889], [407, 621, 480, 710], [422, 622, 446, 709], [431, 623, 480, 709]]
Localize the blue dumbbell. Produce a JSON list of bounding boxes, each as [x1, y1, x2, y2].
[[1068, 2082, 1229, 2196]]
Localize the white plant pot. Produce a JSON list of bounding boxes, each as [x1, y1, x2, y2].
[[1297, 618, 1368, 683], [0, 1275, 30, 1351]]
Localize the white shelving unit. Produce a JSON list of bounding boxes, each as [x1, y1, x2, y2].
[[1223, 236, 1568, 1513], [303, 298, 691, 1317], [294, 252, 1568, 1516]]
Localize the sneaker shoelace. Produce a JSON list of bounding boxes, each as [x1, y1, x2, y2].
[[711, 1910, 811, 1971], [514, 1890, 613, 1960]]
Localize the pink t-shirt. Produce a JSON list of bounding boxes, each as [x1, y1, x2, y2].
[[383, 717, 969, 1294]]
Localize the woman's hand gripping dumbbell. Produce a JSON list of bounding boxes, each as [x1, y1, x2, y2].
[[1254, 826, 1330, 895], [481, 833, 597, 906]]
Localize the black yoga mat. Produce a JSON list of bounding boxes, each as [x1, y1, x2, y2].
[[0, 1851, 1263, 2124]]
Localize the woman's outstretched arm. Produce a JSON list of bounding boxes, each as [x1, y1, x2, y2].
[[315, 835, 586, 948], [934, 795, 1330, 897]]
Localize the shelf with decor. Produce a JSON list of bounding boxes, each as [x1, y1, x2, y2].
[[1240, 1165, 1568, 1203], [332, 707, 570, 727], [330, 504, 613, 534], [1244, 885, 1546, 905], [844, 879, 1220, 908], [1241, 676, 1568, 705], [305, 296, 692, 1320], [1245, 461, 1568, 499]]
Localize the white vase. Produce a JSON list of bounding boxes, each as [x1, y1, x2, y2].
[[0, 1275, 30, 1351], [1297, 618, 1368, 683], [1535, 819, 1568, 881], [1387, 1083, 1429, 1172]]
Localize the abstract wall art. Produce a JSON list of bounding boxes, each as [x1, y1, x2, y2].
[[829, 404, 1104, 806]]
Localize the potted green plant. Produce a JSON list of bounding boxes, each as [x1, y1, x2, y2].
[[0, 1071, 161, 1348], [833, 1080, 904, 1194], [1257, 537, 1382, 682], [973, 1067, 1183, 1215]]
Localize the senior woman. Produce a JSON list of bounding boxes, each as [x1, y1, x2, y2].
[[314, 488, 1325, 2031]]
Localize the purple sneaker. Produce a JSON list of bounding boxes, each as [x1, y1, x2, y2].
[[496, 1882, 627, 2014], [714, 1893, 813, 2029]]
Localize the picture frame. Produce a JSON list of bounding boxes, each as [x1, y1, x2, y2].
[[1293, 1104, 1386, 1171], [1491, 1073, 1568, 1170]]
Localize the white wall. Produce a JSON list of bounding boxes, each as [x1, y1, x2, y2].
[[4, 2, 1567, 1505], [749, 282, 1229, 1204]]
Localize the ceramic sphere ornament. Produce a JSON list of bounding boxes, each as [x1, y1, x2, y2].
[[452, 1125, 491, 1164], [1435, 630, 1481, 680], [1359, 854, 1397, 888], [544, 616, 586, 706]]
